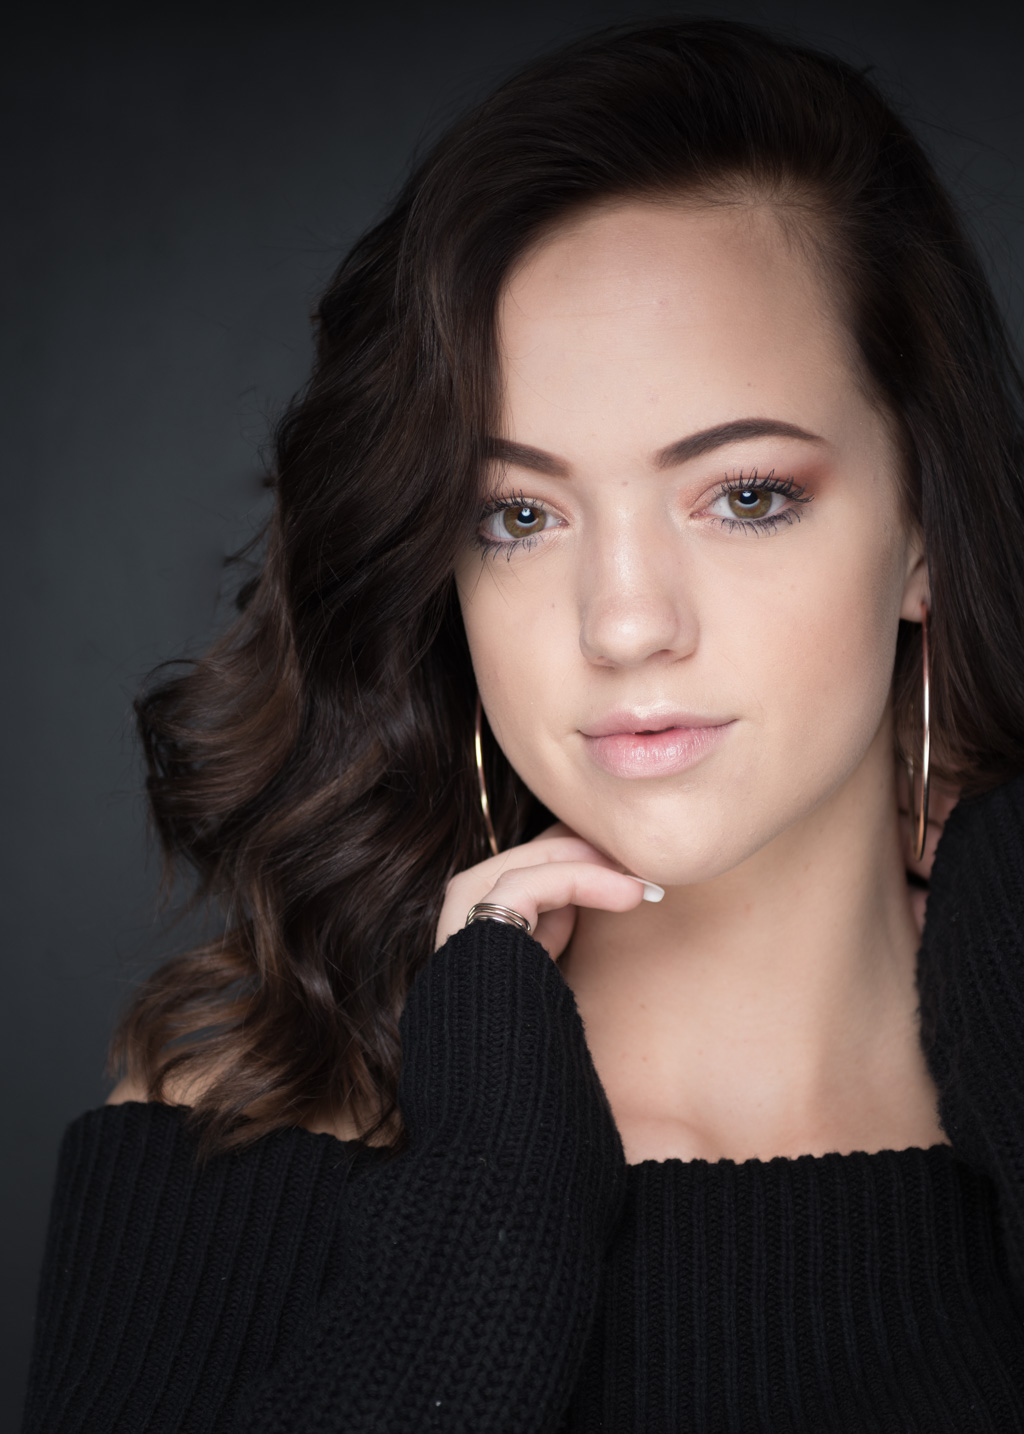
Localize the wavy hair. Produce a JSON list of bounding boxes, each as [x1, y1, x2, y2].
[[111, 18, 1024, 1154]]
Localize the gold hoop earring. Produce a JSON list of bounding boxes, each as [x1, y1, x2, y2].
[[475, 693, 500, 857], [906, 601, 931, 862]]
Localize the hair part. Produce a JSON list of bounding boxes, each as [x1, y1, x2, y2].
[[111, 18, 1024, 1157]]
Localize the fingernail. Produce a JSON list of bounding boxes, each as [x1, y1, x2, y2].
[[625, 875, 665, 902]]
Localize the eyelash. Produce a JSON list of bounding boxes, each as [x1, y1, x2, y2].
[[474, 489, 550, 560], [708, 471, 812, 535], [473, 471, 812, 558]]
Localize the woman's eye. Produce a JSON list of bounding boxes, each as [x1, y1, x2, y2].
[[479, 500, 557, 545], [716, 486, 778, 521], [727, 487, 773, 519], [502, 504, 546, 538], [705, 480, 807, 529]]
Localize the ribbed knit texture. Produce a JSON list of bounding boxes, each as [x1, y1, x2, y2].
[[918, 774, 1024, 1293], [567, 1148, 1024, 1431], [22, 773, 1024, 1431], [24, 922, 628, 1433], [22, 1103, 376, 1432]]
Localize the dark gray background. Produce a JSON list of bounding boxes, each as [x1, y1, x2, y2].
[[4, 0, 1023, 1424]]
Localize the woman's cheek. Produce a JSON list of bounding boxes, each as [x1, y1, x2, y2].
[[768, 538, 903, 780], [463, 583, 567, 764]]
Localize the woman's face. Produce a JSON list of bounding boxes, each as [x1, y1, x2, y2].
[[454, 199, 925, 887]]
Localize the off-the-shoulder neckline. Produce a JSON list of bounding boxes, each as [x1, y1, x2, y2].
[[90, 1100, 956, 1175]]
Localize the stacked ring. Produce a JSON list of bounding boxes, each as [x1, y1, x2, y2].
[[465, 902, 533, 936]]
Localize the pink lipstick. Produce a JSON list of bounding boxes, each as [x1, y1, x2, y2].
[[580, 711, 733, 779]]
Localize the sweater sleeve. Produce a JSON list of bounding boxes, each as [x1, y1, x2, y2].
[[231, 918, 627, 1433], [917, 771, 1024, 1293]]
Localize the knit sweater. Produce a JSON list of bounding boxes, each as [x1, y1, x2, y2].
[[22, 775, 1024, 1432]]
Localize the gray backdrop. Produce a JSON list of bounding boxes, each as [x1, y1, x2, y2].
[[4, 0, 1022, 1424]]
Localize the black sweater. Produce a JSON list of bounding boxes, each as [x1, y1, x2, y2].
[[22, 776, 1024, 1432]]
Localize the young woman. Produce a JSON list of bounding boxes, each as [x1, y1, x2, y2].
[[23, 18, 1024, 1433]]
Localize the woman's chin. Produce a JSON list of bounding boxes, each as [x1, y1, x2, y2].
[[585, 823, 753, 892]]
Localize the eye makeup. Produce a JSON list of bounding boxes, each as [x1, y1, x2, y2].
[[472, 469, 813, 558], [703, 470, 812, 535]]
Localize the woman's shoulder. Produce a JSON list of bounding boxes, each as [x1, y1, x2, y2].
[[923, 768, 1024, 946], [36, 1092, 384, 1340], [70, 1092, 373, 1177], [104, 1073, 379, 1146], [917, 767, 1024, 1288], [920, 767, 1024, 1015], [25, 1098, 380, 1434], [936, 768, 1024, 860]]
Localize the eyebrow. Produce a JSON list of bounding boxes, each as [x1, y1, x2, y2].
[[654, 418, 826, 469], [483, 418, 826, 478]]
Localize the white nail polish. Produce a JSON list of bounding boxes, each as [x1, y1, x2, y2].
[[625, 875, 665, 902]]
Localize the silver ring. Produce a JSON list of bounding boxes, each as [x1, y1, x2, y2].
[[465, 902, 533, 936]]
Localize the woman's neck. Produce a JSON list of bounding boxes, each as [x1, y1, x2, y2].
[[557, 732, 948, 1164]]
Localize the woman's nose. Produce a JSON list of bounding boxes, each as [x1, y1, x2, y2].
[[576, 520, 699, 668]]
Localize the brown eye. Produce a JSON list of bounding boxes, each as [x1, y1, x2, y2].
[[501, 504, 545, 539], [727, 487, 773, 520]]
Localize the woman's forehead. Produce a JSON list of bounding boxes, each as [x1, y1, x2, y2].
[[494, 200, 867, 468]]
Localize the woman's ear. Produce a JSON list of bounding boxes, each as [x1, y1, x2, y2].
[[899, 527, 930, 621]]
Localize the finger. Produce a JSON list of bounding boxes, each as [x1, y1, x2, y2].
[[435, 859, 657, 952], [483, 860, 656, 932], [453, 835, 623, 896], [436, 832, 630, 954], [530, 820, 579, 843]]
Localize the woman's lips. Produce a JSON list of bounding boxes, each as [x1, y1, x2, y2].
[[582, 722, 733, 778]]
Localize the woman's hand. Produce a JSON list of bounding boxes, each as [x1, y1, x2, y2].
[[436, 767, 959, 957], [897, 764, 960, 933], [435, 822, 663, 959]]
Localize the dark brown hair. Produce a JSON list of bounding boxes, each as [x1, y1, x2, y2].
[[111, 18, 1024, 1154]]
